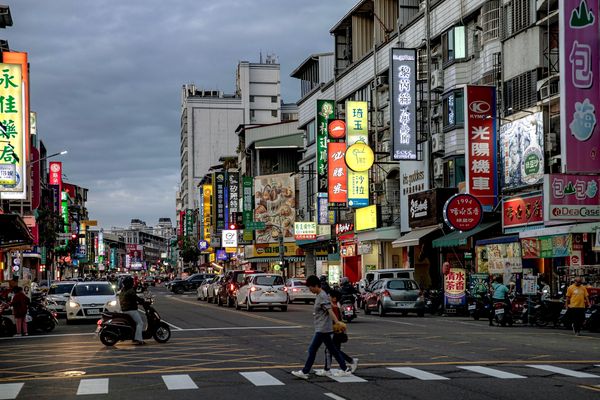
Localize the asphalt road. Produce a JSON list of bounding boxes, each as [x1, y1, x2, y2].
[[1, 285, 600, 400]]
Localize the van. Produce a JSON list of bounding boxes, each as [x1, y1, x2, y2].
[[363, 268, 415, 285]]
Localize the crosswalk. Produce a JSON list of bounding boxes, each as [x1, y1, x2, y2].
[[1, 364, 599, 398]]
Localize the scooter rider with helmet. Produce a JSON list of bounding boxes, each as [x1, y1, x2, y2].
[[119, 276, 145, 345], [339, 277, 357, 303]]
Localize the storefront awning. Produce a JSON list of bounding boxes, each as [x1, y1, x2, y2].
[[247, 256, 304, 263], [432, 222, 499, 248], [254, 133, 304, 149], [0, 214, 34, 250], [475, 235, 520, 246], [356, 226, 401, 242], [570, 222, 600, 234], [519, 224, 571, 239], [392, 225, 442, 248]]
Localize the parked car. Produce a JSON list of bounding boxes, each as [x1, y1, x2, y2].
[[363, 278, 425, 317], [236, 273, 287, 311], [217, 270, 257, 307], [170, 273, 215, 294], [143, 276, 156, 287], [65, 281, 120, 323], [285, 278, 315, 304], [207, 275, 225, 303], [46, 281, 76, 316], [359, 280, 379, 310], [197, 277, 217, 301]]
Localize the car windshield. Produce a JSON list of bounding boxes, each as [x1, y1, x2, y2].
[[255, 275, 284, 286], [387, 280, 418, 291], [49, 284, 74, 295], [292, 280, 305, 286], [234, 274, 247, 284], [73, 284, 115, 296]]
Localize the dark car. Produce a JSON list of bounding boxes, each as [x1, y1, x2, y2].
[[143, 276, 156, 287], [170, 273, 215, 294], [364, 278, 425, 317], [216, 270, 258, 307]]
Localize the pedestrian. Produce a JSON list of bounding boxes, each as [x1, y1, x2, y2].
[[10, 287, 30, 336], [316, 290, 358, 377], [292, 275, 353, 379], [566, 277, 589, 336]]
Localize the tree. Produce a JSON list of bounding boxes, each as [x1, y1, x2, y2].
[[179, 235, 200, 264]]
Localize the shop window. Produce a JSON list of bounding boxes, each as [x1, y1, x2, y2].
[[442, 26, 467, 65], [444, 156, 465, 188], [271, 96, 278, 103], [442, 89, 464, 131], [271, 110, 278, 118], [306, 120, 316, 144]]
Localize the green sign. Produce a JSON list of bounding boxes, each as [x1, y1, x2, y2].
[[246, 221, 266, 230], [316, 100, 334, 195], [61, 191, 69, 233], [539, 234, 571, 258], [242, 176, 254, 241]]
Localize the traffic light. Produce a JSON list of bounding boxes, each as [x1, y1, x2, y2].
[[229, 223, 238, 230], [70, 233, 78, 240]]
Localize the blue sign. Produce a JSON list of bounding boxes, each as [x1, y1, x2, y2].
[[198, 240, 210, 251], [216, 249, 228, 261]]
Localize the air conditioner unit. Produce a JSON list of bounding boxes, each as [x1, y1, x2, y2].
[[432, 133, 445, 154], [432, 105, 441, 119], [431, 45, 441, 59], [433, 158, 444, 178], [431, 70, 443, 90], [370, 182, 384, 193], [376, 75, 389, 88], [379, 141, 390, 153]]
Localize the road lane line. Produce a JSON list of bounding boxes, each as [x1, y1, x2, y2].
[[324, 393, 347, 400], [328, 372, 367, 383], [526, 365, 599, 378], [76, 378, 109, 395], [240, 371, 284, 386], [0, 383, 24, 399], [458, 366, 526, 379], [360, 316, 425, 327], [388, 367, 449, 380], [175, 325, 302, 332], [0, 332, 95, 341], [162, 374, 198, 390]]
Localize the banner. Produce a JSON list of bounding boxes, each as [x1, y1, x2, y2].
[[560, 0, 600, 173], [294, 222, 317, 240], [213, 172, 226, 234], [254, 173, 295, 243], [317, 100, 334, 195], [400, 153, 429, 232], [202, 184, 212, 242], [390, 48, 417, 160], [346, 101, 369, 208], [464, 85, 497, 211], [502, 193, 544, 229], [544, 174, 600, 220], [327, 142, 347, 204], [444, 268, 466, 306], [228, 172, 239, 219]]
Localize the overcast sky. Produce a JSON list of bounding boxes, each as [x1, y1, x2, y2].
[[6, 0, 355, 229]]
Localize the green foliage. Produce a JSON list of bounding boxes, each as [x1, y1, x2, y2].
[[179, 235, 200, 263]]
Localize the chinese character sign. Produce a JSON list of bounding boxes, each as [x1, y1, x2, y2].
[[0, 63, 24, 192], [502, 193, 544, 229], [346, 101, 369, 208], [202, 184, 212, 242], [465, 85, 497, 210], [443, 193, 483, 231], [317, 193, 328, 225], [328, 142, 347, 204], [544, 174, 600, 220], [294, 222, 317, 240], [317, 100, 334, 195], [390, 48, 417, 160], [228, 172, 239, 216], [444, 267, 466, 306], [213, 172, 226, 234], [560, 0, 600, 173]]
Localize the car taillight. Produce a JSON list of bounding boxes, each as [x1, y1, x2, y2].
[[279, 287, 287, 292], [250, 287, 262, 292], [52, 312, 58, 318], [292, 288, 299, 292], [97, 319, 102, 325], [382, 290, 391, 298]]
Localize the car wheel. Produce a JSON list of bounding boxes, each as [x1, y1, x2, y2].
[[281, 306, 287, 312], [378, 303, 386, 317], [235, 298, 241, 310], [176, 288, 184, 295], [245, 297, 252, 312], [364, 305, 371, 315]]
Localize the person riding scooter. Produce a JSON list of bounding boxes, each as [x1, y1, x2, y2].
[[119, 276, 145, 345], [490, 276, 511, 326]]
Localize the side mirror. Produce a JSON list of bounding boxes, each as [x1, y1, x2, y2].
[[64, 293, 70, 297]]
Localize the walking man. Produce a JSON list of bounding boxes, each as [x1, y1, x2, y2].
[[292, 275, 353, 379], [566, 277, 589, 336]]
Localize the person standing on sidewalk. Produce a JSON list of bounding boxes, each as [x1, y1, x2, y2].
[[10, 287, 30, 336], [292, 276, 353, 379], [566, 277, 589, 336]]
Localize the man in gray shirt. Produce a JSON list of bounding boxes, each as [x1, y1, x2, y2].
[[292, 275, 353, 379]]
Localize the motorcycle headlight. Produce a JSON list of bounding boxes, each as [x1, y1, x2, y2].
[[108, 300, 117, 307], [68, 301, 80, 308]]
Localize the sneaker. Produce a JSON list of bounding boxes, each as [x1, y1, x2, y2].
[[350, 358, 359, 373], [315, 369, 332, 377], [572, 324, 577, 335], [291, 370, 310, 380], [333, 368, 353, 377]]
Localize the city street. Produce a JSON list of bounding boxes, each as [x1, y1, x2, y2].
[[1, 286, 600, 400]]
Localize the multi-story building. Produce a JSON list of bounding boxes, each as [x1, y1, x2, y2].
[[109, 219, 169, 270]]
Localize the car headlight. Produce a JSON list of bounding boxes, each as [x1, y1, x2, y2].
[[68, 301, 80, 308], [108, 300, 117, 307]]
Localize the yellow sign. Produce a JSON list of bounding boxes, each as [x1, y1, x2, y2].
[[346, 101, 368, 144], [209, 253, 215, 262], [0, 63, 24, 189], [202, 184, 213, 241], [225, 247, 237, 253], [355, 205, 378, 231], [345, 143, 374, 172], [82, 220, 98, 226]]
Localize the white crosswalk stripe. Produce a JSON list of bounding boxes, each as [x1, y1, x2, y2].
[[161, 374, 199, 390], [0, 383, 23, 400], [328, 373, 367, 383], [388, 367, 449, 380], [458, 366, 526, 379], [77, 379, 109, 395], [240, 371, 284, 386], [526, 365, 599, 378]]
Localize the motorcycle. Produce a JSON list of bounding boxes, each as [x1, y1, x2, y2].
[[27, 300, 58, 333], [96, 297, 171, 346], [531, 298, 564, 327], [0, 301, 16, 337], [493, 301, 513, 327], [340, 295, 357, 323], [510, 295, 528, 325], [468, 292, 491, 321], [584, 301, 600, 332], [425, 289, 444, 316]]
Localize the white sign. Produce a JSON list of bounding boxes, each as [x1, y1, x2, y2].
[[522, 275, 537, 296], [594, 227, 600, 252], [399, 148, 429, 233], [222, 229, 238, 248]]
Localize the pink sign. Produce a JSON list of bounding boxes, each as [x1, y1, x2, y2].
[[464, 85, 497, 210], [560, 0, 600, 173], [444, 193, 483, 232], [544, 174, 600, 220]]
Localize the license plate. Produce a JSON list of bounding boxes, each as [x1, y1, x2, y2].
[[86, 309, 101, 315], [560, 309, 567, 315], [396, 302, 411, 308], [344, 310, 353, 316], [468, 304, 476, 310], [586, 313, 592, 318], [495, 309, 504, 315], [265, 293, 275, 296]]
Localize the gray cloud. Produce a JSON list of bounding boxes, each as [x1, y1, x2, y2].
[[5, 0, 355, 228]]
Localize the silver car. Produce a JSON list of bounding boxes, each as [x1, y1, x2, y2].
[[364, 278, 426, 317], [46, 281, 76, 316], [207, 275, 224, 303], [285, 278, 315, 304], [197, 277, 216, 301]]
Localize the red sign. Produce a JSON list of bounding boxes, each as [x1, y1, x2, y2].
[[444, 193, 483, 231], [328, 120, 346, 139], [328, 142, 348, 203], [502, 194, 543, 229], [335, 223, 354, 235], [49, 161, 62, 186], [465, 85, 497, 210]]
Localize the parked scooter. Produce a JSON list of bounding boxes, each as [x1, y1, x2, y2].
[[0, 301, 16, 337], [425, 289, 444, 316], [584, 300, 600, 332], [468, 291, 491, 321], [27, 300, 58, 333], [493, 301, 513, 327], [96, 297, 171, 346], [531, 298, 565, 327]]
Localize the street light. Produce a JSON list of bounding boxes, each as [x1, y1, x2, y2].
[[30, 150, 68, 165]]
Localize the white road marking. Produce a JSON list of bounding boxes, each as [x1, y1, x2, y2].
[[162, 374, 198, 390], [240, 371, 284, 386], [360, 316, 424, 327], [388, 367, 449, 380], [0, 332, 95, 340], [160, 319, 183, 331], [324, 393, 347, 400], [458, 366, 526, 379], [76, 379, 109, 395], [527, 365, 599, 378], [174, 325, 302, 332], [328, 372, 367, 383], [0, 383, 24, 399]]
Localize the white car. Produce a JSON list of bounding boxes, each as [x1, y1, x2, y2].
[[65, 282, 119, 323], [285, 278, 316, 304], [46, 281, 76, 316], [235, 273, 287, 312], [197, 277, 216, 301]]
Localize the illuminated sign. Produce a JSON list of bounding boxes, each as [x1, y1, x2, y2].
[[355, 205, 378, 231], [390, 48, 417, 160]]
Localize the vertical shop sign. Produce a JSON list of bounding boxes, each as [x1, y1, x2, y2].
[[346, 101, 369, 208], [465, 85, 497, 211], [390, 48, 417, 160], [228, 172, 239, 218], [202, 184, 212, 242], [317, 100, 334, 195], [400, 153, 429, 232], [327, 142, 347, 204], [560, 0, 600, 173], [61, 191, 69, 233], [242, 177, 253, 242], [317, 193, 329, 225], [444, 268, 467, 306], [213, 171, 226, 234]]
